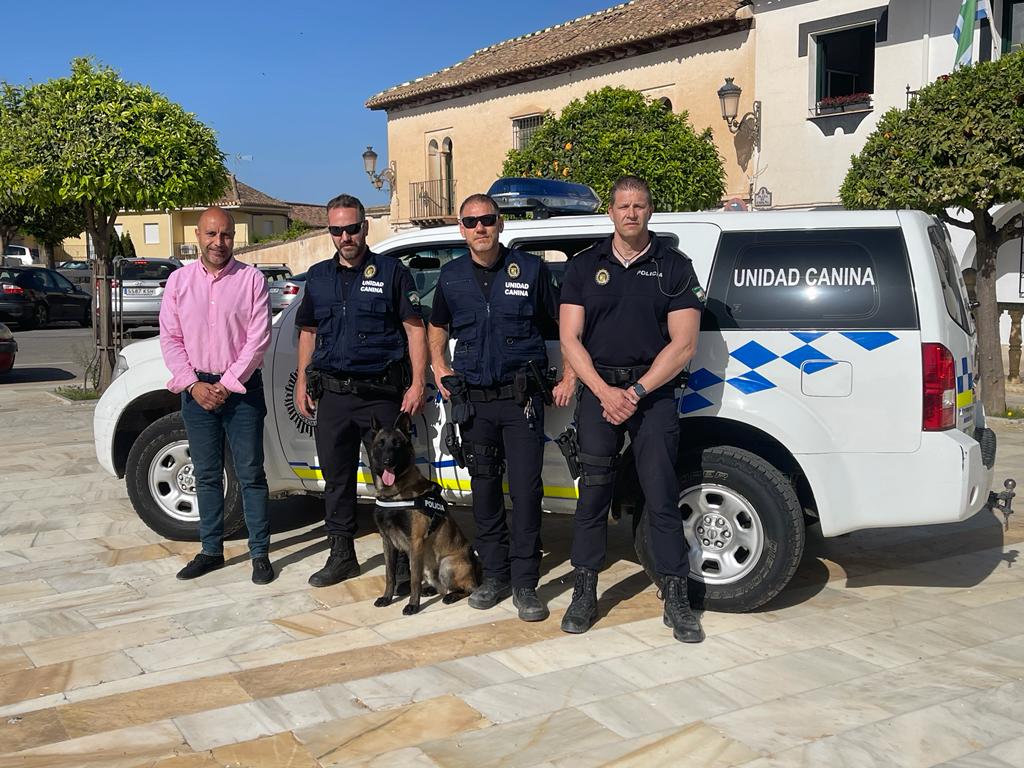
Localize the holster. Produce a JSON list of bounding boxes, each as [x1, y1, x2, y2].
[[443, 422, 465, 468], [555, 426, 582, 480], [442, 374, 473, 425]]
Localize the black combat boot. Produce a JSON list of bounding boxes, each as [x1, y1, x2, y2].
[[468, 576, 512, 609], [513, 587, 549, 622], [662, 575, 704, 643], [560, 566, 598, 634], [308, 535, 360, 587]]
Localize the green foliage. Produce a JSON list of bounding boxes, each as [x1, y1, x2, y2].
[[840, 52, 1024, 212], [502, 87, 725, 211], [0, 58, 229, 217], [251, 220, 315, 244], [120, 231, 136, 259], [21, 202, 86, 248]]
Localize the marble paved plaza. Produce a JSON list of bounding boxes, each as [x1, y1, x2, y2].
[[0, 384, 1023, 767]]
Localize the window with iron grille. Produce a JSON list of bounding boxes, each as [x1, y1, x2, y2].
[[512, 115, 545, 150]]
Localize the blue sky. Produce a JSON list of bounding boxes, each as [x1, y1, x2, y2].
[[0, 0, 614, 208]]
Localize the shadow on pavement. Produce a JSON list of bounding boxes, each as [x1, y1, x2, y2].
[[807, 508, 1014, 591], [0, 367, 78, 384]]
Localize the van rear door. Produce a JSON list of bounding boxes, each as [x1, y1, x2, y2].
[[925, 223, 977, 433]]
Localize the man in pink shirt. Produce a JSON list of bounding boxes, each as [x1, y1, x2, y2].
[[159, 207, 274, 584]]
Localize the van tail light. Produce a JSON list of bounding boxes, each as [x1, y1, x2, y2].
[[922, 343, 956, 431], [1, 283, 24, 295], [283, 284, 300, 295]]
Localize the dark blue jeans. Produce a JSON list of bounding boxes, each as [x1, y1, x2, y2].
[[181, 370, 270, 558]]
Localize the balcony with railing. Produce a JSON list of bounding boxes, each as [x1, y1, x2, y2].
[[409, 178, 457, 227]]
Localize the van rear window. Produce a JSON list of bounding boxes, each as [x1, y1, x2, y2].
[[705, 229, 918, 330]]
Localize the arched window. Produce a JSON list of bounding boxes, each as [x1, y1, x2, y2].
[[658, 97, 673, 111], [441, 138, 455, 216], [427, 139, 441, 181]]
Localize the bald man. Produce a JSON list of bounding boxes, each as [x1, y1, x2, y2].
[[159, 207, 274, 584]]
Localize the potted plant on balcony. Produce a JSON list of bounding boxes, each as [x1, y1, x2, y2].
[[814, 92, 873, 116]]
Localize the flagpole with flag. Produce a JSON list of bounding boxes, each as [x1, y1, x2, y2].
[[954, 0, 992, 67]]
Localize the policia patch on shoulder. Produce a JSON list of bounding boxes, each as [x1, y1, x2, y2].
[[406, 290, 421, 307], [692, 285, 706, 303], [507, 261, 521, 279], [595, 268, 610, 286], [364, 264, 377, 279]]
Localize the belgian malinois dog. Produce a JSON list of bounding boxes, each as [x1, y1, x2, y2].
[[369, 412, 479, 615]]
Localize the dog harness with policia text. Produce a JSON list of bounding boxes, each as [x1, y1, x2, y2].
[[374, 483, 448, 537]]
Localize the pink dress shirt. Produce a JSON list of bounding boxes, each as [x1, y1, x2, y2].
[[159, 258, 271, 395]]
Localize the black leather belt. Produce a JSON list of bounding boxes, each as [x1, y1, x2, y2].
[[594, 365, 649, 387]]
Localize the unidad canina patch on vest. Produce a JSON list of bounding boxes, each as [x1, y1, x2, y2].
[[364, 264, 377, 279], [507, 261, 521, 279], [595, 268, 610, 286]]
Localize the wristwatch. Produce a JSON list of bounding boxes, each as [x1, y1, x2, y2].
[[631, 382, 647, 399]]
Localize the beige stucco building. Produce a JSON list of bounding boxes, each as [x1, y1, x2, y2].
[[366, 0, 757, 228]]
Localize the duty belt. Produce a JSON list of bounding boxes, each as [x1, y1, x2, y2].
[[467, 384, 517, 402], [594, 365, 649, 387], [321, 371, 399, 397]]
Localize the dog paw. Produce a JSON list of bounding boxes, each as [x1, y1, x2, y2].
[[442, 592, 465, 604], [421, 585, 438, 597], [402, 603, 421, 615], [373, 596, 392, 608]]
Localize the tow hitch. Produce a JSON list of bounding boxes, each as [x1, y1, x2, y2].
[[988, 479, 1017, 531]]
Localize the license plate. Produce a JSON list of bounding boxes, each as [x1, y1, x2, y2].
[[123, 288, 155, 296]]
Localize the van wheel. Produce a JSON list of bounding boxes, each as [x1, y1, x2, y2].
[[633, 446, 804, 613], [125, 412, 244, 541]]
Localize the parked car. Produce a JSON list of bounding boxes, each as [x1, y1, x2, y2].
[[268, 272, 306, 314], [2, 245, 39, 266], [59, 260, 92, 270], [97, 206, 1012, 613], [0, 266, 92, 328], [0, 323, 17, 374], [256, 264, 292, 283], [111, 258, 181, 328]]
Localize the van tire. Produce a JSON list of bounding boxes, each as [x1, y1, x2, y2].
[[125, 412, 245, 541], [633, 446, 804, 613]]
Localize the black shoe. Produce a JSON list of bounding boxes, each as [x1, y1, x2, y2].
[[251, 556, 275, 585], [512, 587, 549, 622], [308, 535, 360, 587], [560, 566, 598, 634], [662, 575, 704, 643], [176, 553, 225, 580], [468, 576, 512, 609]]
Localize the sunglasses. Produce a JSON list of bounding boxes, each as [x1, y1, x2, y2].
[[328, 222, 364, 236], [460, 214, 499, 228]]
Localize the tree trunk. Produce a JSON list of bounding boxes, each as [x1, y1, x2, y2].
[[87, 207, 117, 391], [40, 241, 55, 270], [973, 212, 1007, 416]]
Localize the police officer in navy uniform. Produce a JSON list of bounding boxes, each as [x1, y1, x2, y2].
[[295, 193, 428, 587], [429, 193, 575, 621], [559, 176, 705, 643]]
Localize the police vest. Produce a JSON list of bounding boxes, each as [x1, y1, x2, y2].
[[439, 250, 547, 386], [306, 253, 405, 374]]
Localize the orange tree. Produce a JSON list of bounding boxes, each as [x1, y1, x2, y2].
[[0, 59, 228, 389], [841, 52, 1024, 414], [502, 86, 724, 211]]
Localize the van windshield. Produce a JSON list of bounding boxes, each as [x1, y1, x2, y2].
[[927, 227, 973, 334]]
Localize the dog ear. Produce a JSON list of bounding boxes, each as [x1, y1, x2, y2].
[[393, 411, 412, 436], [370, 414, 382, 434]]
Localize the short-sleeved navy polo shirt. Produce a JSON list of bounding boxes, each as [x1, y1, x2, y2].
[[559, 233, 703, 368]]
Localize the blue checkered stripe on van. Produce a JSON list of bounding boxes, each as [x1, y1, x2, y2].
[[957, 356, 973, 394], [680, 331, 898, 414]]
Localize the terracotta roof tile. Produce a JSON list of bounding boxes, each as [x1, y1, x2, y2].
[[366, 0, 750, 110], [287, 202, 328, 228], [215, 175, 290, 210]]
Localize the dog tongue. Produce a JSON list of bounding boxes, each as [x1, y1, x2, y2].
[[382, 469, 396, 487]]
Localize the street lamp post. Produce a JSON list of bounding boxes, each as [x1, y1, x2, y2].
[[362, 146, 396, 198]]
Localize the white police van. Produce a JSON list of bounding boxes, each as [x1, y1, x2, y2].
[[94, 208, 1002, 612]]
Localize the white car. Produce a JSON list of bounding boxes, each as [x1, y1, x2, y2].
[[95, 209, 1005, 612]]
